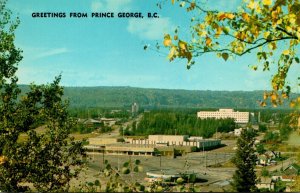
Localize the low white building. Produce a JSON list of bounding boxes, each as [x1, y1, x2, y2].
[[100, 118, 117, 126], [197, 108, 249, 124], [148, 135, 188, 145], [131, 135, 221, 149], [256, 178, 274, 191]]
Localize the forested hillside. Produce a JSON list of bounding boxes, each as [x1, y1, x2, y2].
[[19, 85, 295, 109]]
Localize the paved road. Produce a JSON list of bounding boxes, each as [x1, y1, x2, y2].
[[84, 151, 236, 185], [92, 114, 143, 139], [268, 157, 295, 172]]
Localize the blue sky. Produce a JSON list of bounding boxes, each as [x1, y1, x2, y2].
[[6, 0, 299, 91]]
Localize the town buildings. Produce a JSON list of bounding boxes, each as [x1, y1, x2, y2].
[[132, 102, 139, 116], [197, 108, 249, 124], [85, 135, 221, 157]]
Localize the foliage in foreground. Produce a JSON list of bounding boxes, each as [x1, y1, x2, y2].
[[73, 158, 201, 192], [231, 128, 258, 192], [0, 1, 85, 191], [161, 0, 299, 107]]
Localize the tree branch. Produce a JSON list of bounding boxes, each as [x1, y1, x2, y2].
[[276, 26, 298, 39], [225, 33, 267, 45], [191, 36, 297, 56], [182, 0, 218, 13]]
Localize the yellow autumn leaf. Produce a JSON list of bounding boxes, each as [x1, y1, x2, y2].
[[205, 14, 213, 24], [226, 13, 235, 19], [171, 0, 175, 4], [163, 34, 172, 47], [290, 101, 295, 108], [286, 26, 292, 32], [0, 156, 7, 165], [263, 92, 268, 100], [198, 23, 205, 30], [168, 46, 177, 61], [217, 12, 227, 21], [174, 35, 178, 40], [262, 0, 272, 6], [217, 13, 235, 20], [282, 50, 290, 55], [185, 51, 192, 63], [260, 101, 267, 107], [251, 65, 258, 71], [271, 93, 277, 101], [178, 40, 187, 50], [281, 92, 288, 99], [247, 1, 254, 9], [276, 6, 281, 12], [206, 37, 212, 46], [297, 32, 300, 39], [215, 27, 222, 38], [189, 2, 196, 9], [268, 42, 277, 50], [242, 13, 250, 22], [289, 18, 296, 25], [288, 14, 296, 24], [276, 19, 282, 25], [198, 30, 207, 37], [255, 6, 262, 13], [247, 1, 258, 9], [271, 11, 278, 19], [237, 46, 244, 53], [264, 31, 270, 39]]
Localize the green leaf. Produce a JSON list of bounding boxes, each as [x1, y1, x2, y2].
[[123, 162, 129, 167], [138, 185, 145, 191], [105, 164, 111, 170], [222, 27, 229, 34], [134, 166, 139, 172], [262, 52, 267, 60], [295, 57, 299, 63], [121, 167, 130, 174], [135, 159, 141, 165], [222, 53, 229, 61], [94, 180, 100, 186]]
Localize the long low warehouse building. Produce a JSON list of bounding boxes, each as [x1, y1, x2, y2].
[[128, 135, 221, 149], [85, 135, 221, 157]]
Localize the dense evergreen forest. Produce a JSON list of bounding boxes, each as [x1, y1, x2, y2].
[[129, 111, 237, 138], [18, 85, 297, 109]]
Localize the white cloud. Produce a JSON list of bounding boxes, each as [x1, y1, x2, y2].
[[91, 0, 132, 12], [127, 17, 175, 40], [18, 45, 70, 63], [35, 48, 70, 59], [243, 68, 272, 90]]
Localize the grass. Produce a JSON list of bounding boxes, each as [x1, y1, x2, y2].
[[17, 126, 47, 142], [70, 132, 100, 141], [17, 125, 101, 143], [208, 159, 235, 168]]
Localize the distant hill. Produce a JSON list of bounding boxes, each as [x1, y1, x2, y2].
[[18, 85, 295, 109]]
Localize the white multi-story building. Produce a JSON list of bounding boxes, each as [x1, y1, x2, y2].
[[132, 102, 139, 115], [197, 108, 249, 124]]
